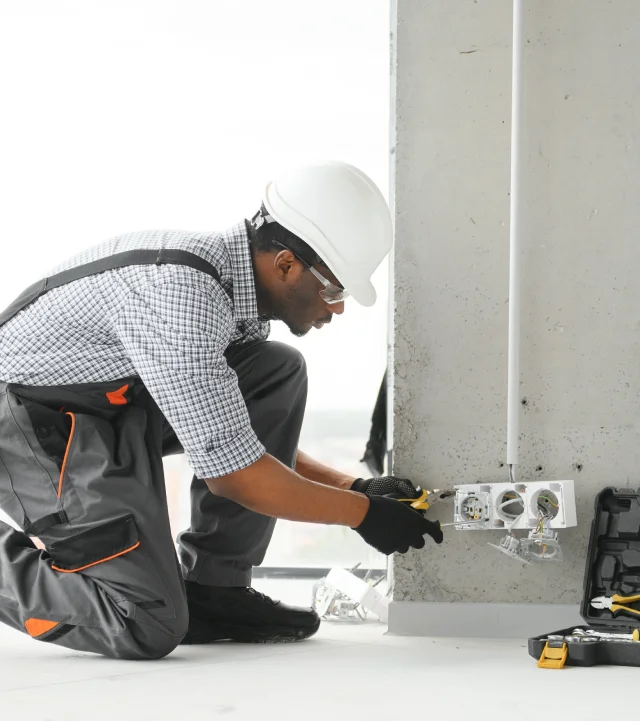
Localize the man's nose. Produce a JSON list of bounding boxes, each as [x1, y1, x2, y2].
[[327, 301, 345, 316]]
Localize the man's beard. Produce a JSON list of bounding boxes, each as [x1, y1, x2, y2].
[[278, 298, 311, 338], [258, 285, 311, 337], [288, 324, 310, 338]]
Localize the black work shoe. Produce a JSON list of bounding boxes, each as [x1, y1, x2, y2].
[[181, 581, 321, 645]]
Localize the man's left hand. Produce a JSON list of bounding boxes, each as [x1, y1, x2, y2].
[[350, 476, 421, 499]]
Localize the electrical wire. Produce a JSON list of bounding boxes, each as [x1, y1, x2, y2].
[[539, 494, 559, 510], [498, 491, 524, 520], [528, 538, 558, 560]]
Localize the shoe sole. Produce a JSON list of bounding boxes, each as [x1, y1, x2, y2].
[[180, 617, 321, 645]]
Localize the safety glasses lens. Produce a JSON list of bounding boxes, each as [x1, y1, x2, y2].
[[320, 288, 349, 304]]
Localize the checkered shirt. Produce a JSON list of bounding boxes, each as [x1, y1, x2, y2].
[[0, 222, 270, 479]]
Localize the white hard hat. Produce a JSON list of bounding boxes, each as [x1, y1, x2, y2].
[[262, 161, 393, 307]]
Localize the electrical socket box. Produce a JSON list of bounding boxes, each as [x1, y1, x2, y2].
[[453, 480, 577, 531]]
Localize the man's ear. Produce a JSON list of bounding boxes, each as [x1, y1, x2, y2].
[[274, 250, 301, 282]]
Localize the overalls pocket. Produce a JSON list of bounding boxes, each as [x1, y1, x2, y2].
[[47, 514, 176, 622], [48, 513, 140, 572], [4, 384, 145, 526], [0, 388, 66, 528]]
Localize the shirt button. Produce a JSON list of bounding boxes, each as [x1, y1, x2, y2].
[[36, 427, 51, 439]]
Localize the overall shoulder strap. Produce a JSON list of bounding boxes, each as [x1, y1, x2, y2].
[[0, 249, 222, 330]]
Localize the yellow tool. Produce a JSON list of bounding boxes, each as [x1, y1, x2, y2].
[[591, 593, 640, 618], [537, 640, 568, 669], [393, 488, 455, 512]]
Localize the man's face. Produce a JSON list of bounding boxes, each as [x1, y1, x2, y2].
[[275, 260, 346, 338]]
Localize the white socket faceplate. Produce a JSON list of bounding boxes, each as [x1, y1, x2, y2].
[[452, 480, 577, 531]]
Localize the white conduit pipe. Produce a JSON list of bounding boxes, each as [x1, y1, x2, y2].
[[507, 0, 525, 478]]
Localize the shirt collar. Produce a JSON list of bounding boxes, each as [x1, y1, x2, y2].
[[220, 221, 260, 321]]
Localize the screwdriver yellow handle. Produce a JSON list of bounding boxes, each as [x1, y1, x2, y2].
[[613, 594, 640, 605]]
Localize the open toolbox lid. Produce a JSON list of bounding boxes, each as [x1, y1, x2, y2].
[[581, 486, 640, 628]]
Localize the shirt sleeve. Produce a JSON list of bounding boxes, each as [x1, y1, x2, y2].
[[112, 275, 265, 478]]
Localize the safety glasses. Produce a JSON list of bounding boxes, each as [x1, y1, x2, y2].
[[272, 241, 349, 304]]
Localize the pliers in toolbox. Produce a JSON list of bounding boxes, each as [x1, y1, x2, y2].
[[391, 488, 455, 512], [591, 593, 640, 617]]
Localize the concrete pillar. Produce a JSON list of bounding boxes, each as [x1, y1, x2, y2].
[[390, 0, 640, 636]]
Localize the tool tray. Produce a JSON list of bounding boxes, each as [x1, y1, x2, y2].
[[529, 487, 640, 667]]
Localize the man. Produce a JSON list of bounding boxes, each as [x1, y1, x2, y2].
[[0, 161, 442, 660]]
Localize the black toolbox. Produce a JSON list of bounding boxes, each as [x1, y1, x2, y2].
[[529, 486, 640, 668]]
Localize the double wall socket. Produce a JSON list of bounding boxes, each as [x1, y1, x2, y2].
[[452, 480, 577, 531]]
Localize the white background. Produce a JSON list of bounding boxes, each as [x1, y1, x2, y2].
[[0, 0, 390, 412]]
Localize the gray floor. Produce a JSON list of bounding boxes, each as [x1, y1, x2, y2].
[[0, 600, 633, 720]]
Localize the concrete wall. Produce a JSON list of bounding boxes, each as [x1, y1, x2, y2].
[[391, 0, 640, 614]]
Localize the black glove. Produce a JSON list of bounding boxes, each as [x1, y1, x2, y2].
[[353, 495, 444, 555], [351, 476, 421, 499]]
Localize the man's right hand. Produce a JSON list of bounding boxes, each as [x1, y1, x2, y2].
[[206, 453, 442, 554], [353, 495, 443, 555]]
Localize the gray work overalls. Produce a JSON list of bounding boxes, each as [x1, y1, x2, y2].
[[0, 249, 307, 659]]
